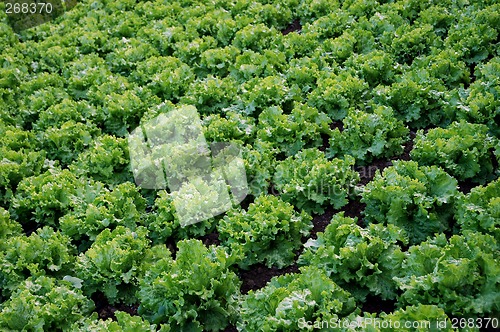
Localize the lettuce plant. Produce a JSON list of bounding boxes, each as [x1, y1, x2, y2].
[[237, 75, 289, 115], [240, 140, 277, 197], [0, 124, 46, 205], [297, 0, 340, 23], [327, 106, 409, 164], [174, 35, 218, 67], [230, 49, 286, 81], [146, 189, 218, 244], [62, 53, 112, 101], [105, 37, 159, 74], [299, 213, 408, 301], [69, 134, 133, 185], [273, 149, 359, 214], [0, 227, 76, 300], [375, 68, 453, 128], [410, 49, 470, 89], [132, 56, 194, 101], [395, 232, 499, 316], [86, 72, 133, 105], [345, 49, 396, 86], [202, 111, 255, 145], [0, 146, 46, 207], [445, 5, 499, 64], [456, 57, 500, 137], [38, 120, 101, 165], [70, 311, 165, 332], [244, 1, 294, 30], [138, 239, 240, 331], [308, 71, 368, 120], [347, 305, 454, 331], [11, 169, 102, 226], [33, 98, 98, 132], [455, 178, 500, 242], [389, 23, 442, 64], [199, 46, 240, 77], [218, 194, 312, 269], [144, 190, 177, 243], [0, 276, 94, 331], [303, 9, 353, 41], [232, 23, 280, 52], [411, 121, 498, 183], [181, 76, 239, 115], [0, 208, 21, 249], [284, 56, 320, 98], [0, 123, 38, 152], [361, 161, 458, 245], [60, 182, 146, 243], [238, 266, 357, 331], [14, 73, 68, 126], [257, 102, 331, 156], [380, 305, 454, 331], [75, 226, 150, 304], [100, 88, 148, 137]]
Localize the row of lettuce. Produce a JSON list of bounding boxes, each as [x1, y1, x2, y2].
[[2, 117, 499, 241], [2, 100, 499, 205], [0, 0, 499, 330], [4, 109, 500, 227]]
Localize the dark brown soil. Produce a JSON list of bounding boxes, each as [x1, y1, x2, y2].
[[91, 291, 139, 321], [239, 262, 299, 294], [330, 120, 344, 132], [340, 197, 366, 222], [200, 230, 221, 246], [20, 220, 41, 236], [355, 130, 415, 186], [355, 160, 392, 185], [281, 19, 301, 35], [165, 237, 178, 259], [319, 132, 330, 152], [457, 179, 477, 194], [361, 295, 397, 314], [309, 207, 335, 239], [491, 148, 499, 171], [398, 130, 415, 161]]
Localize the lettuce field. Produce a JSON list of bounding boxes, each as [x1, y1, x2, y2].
[[0, 0, 499, 331]]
